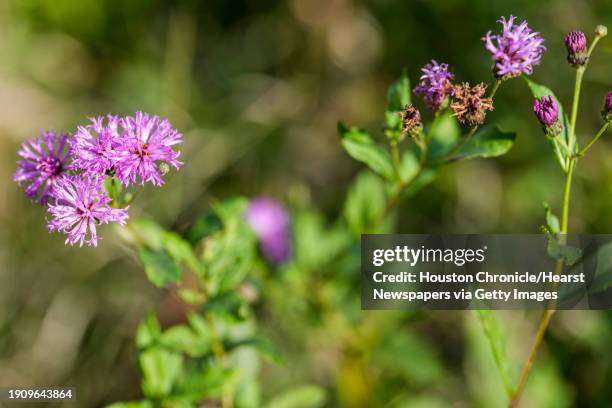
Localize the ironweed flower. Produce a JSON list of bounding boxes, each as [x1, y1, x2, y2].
[[451, 83, 494, 126], [400, 104, 423, 138], [245, 197, 292, 264], [115, 112, 182, 186], [602, 91, 612, 123], [71, 115, 121, 175], [14, 130, 71, 204], [564, 31, 588, 67], [47, 175, 128, 247], [484, 15, 545, 79], [414, 60, 454, 112], [534, 96, 563, 137]]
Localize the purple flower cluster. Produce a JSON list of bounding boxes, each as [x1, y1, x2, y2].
[[245, 198, 292, 264], [14, 112, 183, 246], [414, 60, 454, 111], [484, 16, 545, 78]]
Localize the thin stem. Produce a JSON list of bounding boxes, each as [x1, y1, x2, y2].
[[577, 123, 610, 157], [567, 67, 585, 156], [390, 140, 402, 181], [509, 53, 588, 406]]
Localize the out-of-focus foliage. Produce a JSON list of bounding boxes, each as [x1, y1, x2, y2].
[[1, 0, 612, 407]]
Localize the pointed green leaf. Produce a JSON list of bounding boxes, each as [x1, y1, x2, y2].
[[453, 125, 516, 160], [140, 348, 183, 399], [136, 311, 161, 349], [338, 122, 395, 180], [543, 202, 560, 234]]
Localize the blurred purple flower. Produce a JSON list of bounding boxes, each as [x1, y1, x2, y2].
[[533, 96, 559, 126], [245, 198, 291, 264], [484, 16, 545, 78], [603, 91, 612, 122], [70, 115, 121, 175], [413, 60, 454, 111], [114, 112, 182, 186], [14, 130, 71, 204], [47, 175, 128, 247], [564, 31, 588, 67]]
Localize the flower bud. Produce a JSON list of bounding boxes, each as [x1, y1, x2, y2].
[[400, 104, 423, 138], [534, 96, 563, 137], [602, 91, 612, 123], [595, 25, 608, 37], [564, 31, 588, 67]]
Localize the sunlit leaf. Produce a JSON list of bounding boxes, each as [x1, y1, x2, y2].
[[263, 385, 327, 408], [140, 348, 183, 399], [338, 122, 395, 180], [452, 125, 515, 160]]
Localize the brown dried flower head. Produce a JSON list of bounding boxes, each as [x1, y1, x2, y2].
[[400, 104, 422, 138], [451, 82, 494, 126]]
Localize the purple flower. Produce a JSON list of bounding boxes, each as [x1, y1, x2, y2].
[[114, 112, 182, 186], [245, 198, 292, 264], [565, 31, 587, 54], [564, 31, 588, 67], [14, 130, 71, 204], [70, 115, 121, 175], [533, 96, 558, 126], [484, 16, 545, 78], [413, 60, 455, 111], [603, 91, 612, 122], [47, 175, 129, 247]]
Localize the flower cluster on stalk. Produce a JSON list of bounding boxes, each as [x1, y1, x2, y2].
[[14, 112, 183, 246]]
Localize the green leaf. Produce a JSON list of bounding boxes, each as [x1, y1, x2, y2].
[[343, 171, 386, 235], [185, 210, 223, 244], [138, 248, 182, 288], [453, 125, 516, 160], [338, 122, 395, 180], [263, 385, 327, 408], [175, 365, 238, 401], [203, 222, 256, 294], [140, 348, 183, 399], [524, 78, 571, 170], [136, 311, 161, 349], [161, 232, 205, 276], [426, 112, 461, 161], [474, 310, 514, 399], [543, 202, 560, 234], [547, 238, 582, 266], [160, 325, 211, 357], [386, 69, 411, 112]]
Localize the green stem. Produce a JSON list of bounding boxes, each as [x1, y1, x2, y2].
[[390, 140, 402, 181], [509, 54, 589, 407], [577, 123, 610, 157]]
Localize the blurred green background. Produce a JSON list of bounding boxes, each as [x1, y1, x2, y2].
[[1, 0, 612, 406]]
